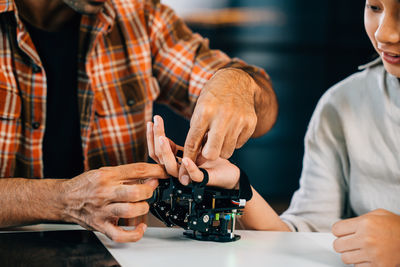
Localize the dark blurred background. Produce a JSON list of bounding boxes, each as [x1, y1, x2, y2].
[[155, 0, 375, 213]]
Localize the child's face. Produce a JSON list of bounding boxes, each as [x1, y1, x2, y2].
[[365, 0, 400, 77]]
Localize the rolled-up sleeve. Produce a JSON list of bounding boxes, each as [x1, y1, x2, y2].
[[146, 1, 270, 118]]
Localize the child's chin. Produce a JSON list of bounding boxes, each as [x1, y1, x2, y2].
[[383, 62, 400, 79]]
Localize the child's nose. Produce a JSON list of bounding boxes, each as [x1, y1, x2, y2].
[[375, 14, 400, 44]]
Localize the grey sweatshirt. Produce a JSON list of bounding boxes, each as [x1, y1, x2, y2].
[[280, 59, 400, 232]]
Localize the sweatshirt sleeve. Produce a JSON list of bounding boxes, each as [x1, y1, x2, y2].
[[280, 90, 350, 232]]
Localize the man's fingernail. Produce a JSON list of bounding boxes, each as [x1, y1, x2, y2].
[[181, 175, 189, 185], [182, 158, 189, 167], [143, 224, 148, 231], [154, 116, 158, 126]]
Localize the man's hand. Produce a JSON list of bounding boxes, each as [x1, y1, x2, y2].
[[61, 163, 168, 243], [332, 209, 400, 266], [184, 68, 258, 161], [181, 68, 277, 183]]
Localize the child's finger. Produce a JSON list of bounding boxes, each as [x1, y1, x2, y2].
[[182, 157, 204, 183], [146, 122, 160, 163], [168, 138, 183, 156], [153, 115, 167, 164], [159, 136, 179, 177]]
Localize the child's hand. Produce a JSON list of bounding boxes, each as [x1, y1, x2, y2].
[[147, 115, 183, 177], [180, 155, 240, 189], [146, 115, 240, 189], [332, 209, 400, 266]]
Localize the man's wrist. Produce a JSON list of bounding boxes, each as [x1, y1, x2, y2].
[[34, 178, 69, 223], [214, 67, 260, 96]]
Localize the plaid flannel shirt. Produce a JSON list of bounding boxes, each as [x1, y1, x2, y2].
[[0, 0, 271, 178]]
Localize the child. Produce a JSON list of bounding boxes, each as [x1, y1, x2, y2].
[[147, 0, 400, 265]]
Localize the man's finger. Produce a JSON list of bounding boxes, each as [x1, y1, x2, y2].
[[181, 109, 209, 182], [201, 122, 228, 160], [332, 217, 361, 237], [107, 202, 150, 218], [182, 157, 204, 183], [103, 222, 147, 243], [236, 124, 253, 149], [143, 178, 159, 190], [183, 122, 209, 162], [117, 163, 168, 180], [112, 184, 154, 202], [220, 127, 242, 158]]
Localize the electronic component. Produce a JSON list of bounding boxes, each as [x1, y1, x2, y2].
[[147, 169, 252, 242]]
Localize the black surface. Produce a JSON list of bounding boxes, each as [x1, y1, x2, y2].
[[24, 16, 84, 179], [0, 230, 120, 267]]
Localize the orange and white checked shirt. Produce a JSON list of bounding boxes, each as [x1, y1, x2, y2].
[[0, 0, 270, 178]]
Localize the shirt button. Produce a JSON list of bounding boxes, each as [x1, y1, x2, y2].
[[32, 122, 40, 129], [32, 64, 41, 74], [127, 99, 135, 106]]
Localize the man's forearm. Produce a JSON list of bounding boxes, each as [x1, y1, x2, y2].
[[0, 178, 66, 228]]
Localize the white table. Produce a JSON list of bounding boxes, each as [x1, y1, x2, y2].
[[2, 224, 347, 267]]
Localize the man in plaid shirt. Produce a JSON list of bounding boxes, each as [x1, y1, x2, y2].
[[0, 0, 277, 242]]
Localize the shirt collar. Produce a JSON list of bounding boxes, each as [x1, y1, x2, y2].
[[82, 0, 116, 34], [358, 57, 382, 70], [98, 0, 116, 33], [0, 0, 15, 14]]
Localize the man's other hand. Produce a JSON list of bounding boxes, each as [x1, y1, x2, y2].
[[332, 209, 400, 266], [61, 163, 168, 243]]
